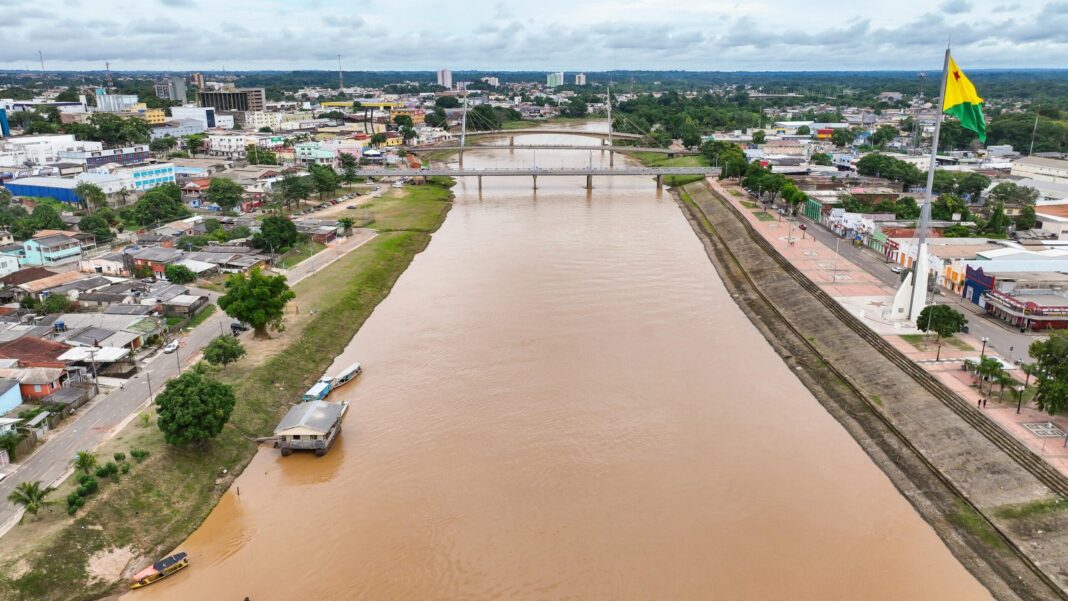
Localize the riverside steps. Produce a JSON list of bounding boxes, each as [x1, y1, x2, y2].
[[677, 179, 1068, 601]]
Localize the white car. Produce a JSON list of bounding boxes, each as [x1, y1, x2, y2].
[[163, 341, 180, 354]]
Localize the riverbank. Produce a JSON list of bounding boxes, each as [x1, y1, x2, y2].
[[674, 179, 1068, 601], [0, 180, 454, 601], [630, 151, 708, 186]]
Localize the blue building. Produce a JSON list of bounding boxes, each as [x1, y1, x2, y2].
[[0, 234, 83, 267], [0, 378, 23, 416], [2, 177, 80, 203]]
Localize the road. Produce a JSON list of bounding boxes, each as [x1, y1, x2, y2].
[[788, 209, 1042, 363], [0, 296, 234, 533], [282, 230, 377, 285]]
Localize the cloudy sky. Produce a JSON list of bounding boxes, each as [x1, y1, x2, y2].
[[0, 0, 1063, 71]]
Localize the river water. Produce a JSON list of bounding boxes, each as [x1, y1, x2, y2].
[[127, 126, 992, 601]]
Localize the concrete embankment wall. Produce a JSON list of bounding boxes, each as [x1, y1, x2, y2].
[[677, 180, 1068, 601]]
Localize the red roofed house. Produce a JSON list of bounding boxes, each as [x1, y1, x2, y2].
[[0, 336, 72, 369]]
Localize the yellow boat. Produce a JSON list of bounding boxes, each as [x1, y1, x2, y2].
[[130, 552, 188, 589]]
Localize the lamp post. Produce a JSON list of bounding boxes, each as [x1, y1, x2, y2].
[[831, 236, 842, 285], [1015, 385, 1026, 414], [980, 336, 990, 359]]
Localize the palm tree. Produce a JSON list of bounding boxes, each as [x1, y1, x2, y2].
[[75, 182, 107, 213], [338, 217, 354, 235], [73, 450, 98, 475], [370, 133, 387, 149], [996, 373, 1016, 401], [7, 480, 54, 521]]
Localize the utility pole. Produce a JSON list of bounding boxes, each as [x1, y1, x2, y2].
[[606, 85, 613, 148], [1029, 111, 1040, 156], [38, 50, 44, 71], [337, 55, 344, 91]]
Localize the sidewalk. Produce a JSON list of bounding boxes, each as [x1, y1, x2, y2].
[[707, 177, 1068, 480]]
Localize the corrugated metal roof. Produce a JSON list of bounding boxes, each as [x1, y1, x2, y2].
[[274, 401, 344, 435]]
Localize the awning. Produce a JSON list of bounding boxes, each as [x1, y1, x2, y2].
[[57, 346, 131, 362]]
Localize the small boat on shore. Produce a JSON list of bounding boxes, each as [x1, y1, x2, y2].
[[130, 552, 189, 589], [331, 362, 362, 389]]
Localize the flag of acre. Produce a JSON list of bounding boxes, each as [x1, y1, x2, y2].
[[943, 55, 986, 142]]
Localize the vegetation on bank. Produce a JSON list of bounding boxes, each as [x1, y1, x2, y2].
[[629, 151, 710, 187], [0, 179, 455, 601]]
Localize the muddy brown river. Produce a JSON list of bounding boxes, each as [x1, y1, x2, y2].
[[127, 126, 993, 601]]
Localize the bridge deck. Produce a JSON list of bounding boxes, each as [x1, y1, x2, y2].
[[408, 144, 699, 155], [354, 167, 719, 177]]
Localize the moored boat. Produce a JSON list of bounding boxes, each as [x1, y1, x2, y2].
[[130, 552, 189, 589], [331, 362, 362, 389]]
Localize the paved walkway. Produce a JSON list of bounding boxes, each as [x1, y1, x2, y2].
[[708, 177, 1068, 481]]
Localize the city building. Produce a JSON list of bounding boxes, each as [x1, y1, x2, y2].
[[0, 234, 84, 267], [574, 73, 587, 86], [189, 72, 205, 89], [154, 77, 188, 103], [169, 106, 217, 129], [977, 272, 1068, 331], [390, 107, 426, 125], [481, 76, 500, 87], [437, 69, 453, 89], [149, 119, 206, 140], [546, 72, 565, 87], [2, 176, 81, 203], [94, 89, 139, 113], [1010, 156, 1068, 184], [198, 88, 266, 112], [58, 145, 151, 169], [242, 111, 283, 130], [0, 134, 103, 167]]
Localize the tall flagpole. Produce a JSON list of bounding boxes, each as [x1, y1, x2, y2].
[[907, 46, 952, 321]]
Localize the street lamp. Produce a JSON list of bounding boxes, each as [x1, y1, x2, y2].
[[980, 336, 990, 359], [831, 236, 842, 285], [1015, 385, 1026, 414]]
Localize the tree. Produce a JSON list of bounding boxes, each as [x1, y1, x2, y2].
[[855, 153, 924, 187], [369, 133, 387, 148], [871, 124, 899, 147], [425, 108, 448, 129], [31, 204, 65, 230], [989, 182, 1039, 207], [150, 136, 178, 153], [339, 153, 359, 184], [563, 98, 588, 118], [956, 172, 991, 201], [308, 164, 339, 199], [203, 335, 246, 366], [78, 213, 113, 243], [931, 194, 969, 221], [435, 96, 460, 108], [1016, 205, 1037, 230], [218, 267, 296, 338], [252, 214, 301, 252], [751, 130, 766, 144], [916, 304, 967, 360], [73, 451, 98, 475], [7, 481, 54, 521], [75, 182, 107, 212], [393, 114, 414, 128], [796, 125, 811, 136], [277, 173, 314, 208], [132, 183, 190, 226], [185, 133, 207, 155], [41, 294, 72, 314], [155, 369, 236, 446], [811, 152, 832, 166], [205, 178, 245, 211], [982, 202, 1011, 235], [1028, 330, 1068, 415], [164, 264, 196, 284], [246, 144, 278, 165], [338, 217, 354, 234], [831, 128, 855, 148]]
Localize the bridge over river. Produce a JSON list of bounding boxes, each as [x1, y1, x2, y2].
[[354, 166, 720, 189]]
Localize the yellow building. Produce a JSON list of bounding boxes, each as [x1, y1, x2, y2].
[[390, 107, 425, 125], [140, 108, 167, 124]]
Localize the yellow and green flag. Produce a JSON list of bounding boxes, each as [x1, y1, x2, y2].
[[943, 55, 986, 142]]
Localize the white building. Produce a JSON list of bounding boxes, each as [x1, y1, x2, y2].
[[0, 134, 103, 167], [437, 69, 452, 89], [77, 162, 177, 195], [574, 73, 587, 86], [1010, 156, 1068, 184], [170, 106, 219, 129], [481, 76, 500, 87], [95, 89, 139, 113], [547, 72, 564, 87], [243, 111, 283, 130], [150, 119, 206, 140]]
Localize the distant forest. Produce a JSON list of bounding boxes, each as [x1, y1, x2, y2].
[[3, 69, 1068, 103]]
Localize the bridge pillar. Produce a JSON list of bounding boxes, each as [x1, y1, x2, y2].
[[656, 175, 663, 190], [609, 150, 615, 167], [478, 175, 482, 191], [532, 175, 538, 190], [509, 137, 514, 147], [586, 175, 593, 191], [458, 149, 464, 168]]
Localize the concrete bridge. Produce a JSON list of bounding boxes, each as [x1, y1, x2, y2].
[[463, 128, 646, 141], [354, 166, 719, 190], [407, 142, 700, 159]]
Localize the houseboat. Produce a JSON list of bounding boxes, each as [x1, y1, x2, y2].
[[274, 400, 348, 457], [130, 552, 189, 589], [330, 362, 362, 389], [301, 377, 334, 402]]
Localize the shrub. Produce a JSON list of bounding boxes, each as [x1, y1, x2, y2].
[[130, 449, 150, 462], [77, 474, 94, 486], [76, 477, 98, 496], [113, 452, 126, 462], [121, 463, 130, 474], [94, 466, 109, 478], [66, 492, 82, 507]]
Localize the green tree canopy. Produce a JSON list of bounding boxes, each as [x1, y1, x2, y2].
[[1028, 331, 1068, 415], [155, 369, 236, 446], [132, 183, 190, 226], [796, 125, 811, 136], [751, 130, 766, 144], [203, 335, 246, 366], [871, 124, 899, 147], [251, 214, 301, 252], [41, 294, 72, 314], [206, 178, 245, 211], [811, 152, 832, 166], [78, 213, 113, 243], [916, 304, 967, 341], [831, 128, 855, 148], [31, 203, 65, 230], [855, 153, 924, 187], [75, 182, 107, 212], [988, 182, 1039, 206], [7, 480, 54, 520], [164, 264, 196, 284], [218, 267, 295, 337], [435, 96, 461, 108]]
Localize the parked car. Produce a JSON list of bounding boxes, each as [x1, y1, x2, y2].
[[890, 266, 902, 274], [163, 341, 180, 354], [346, 205, 356, 209]]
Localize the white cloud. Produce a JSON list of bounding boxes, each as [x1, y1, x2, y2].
[[0, 0, 1060, 70]]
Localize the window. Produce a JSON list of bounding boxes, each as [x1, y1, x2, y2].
[[34, 384, 41, 392]]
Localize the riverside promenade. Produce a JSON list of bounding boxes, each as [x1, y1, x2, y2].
[[706, 177, 1068, 480]]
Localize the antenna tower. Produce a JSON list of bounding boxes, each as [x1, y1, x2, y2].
[[105, 62, 115, 89]]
